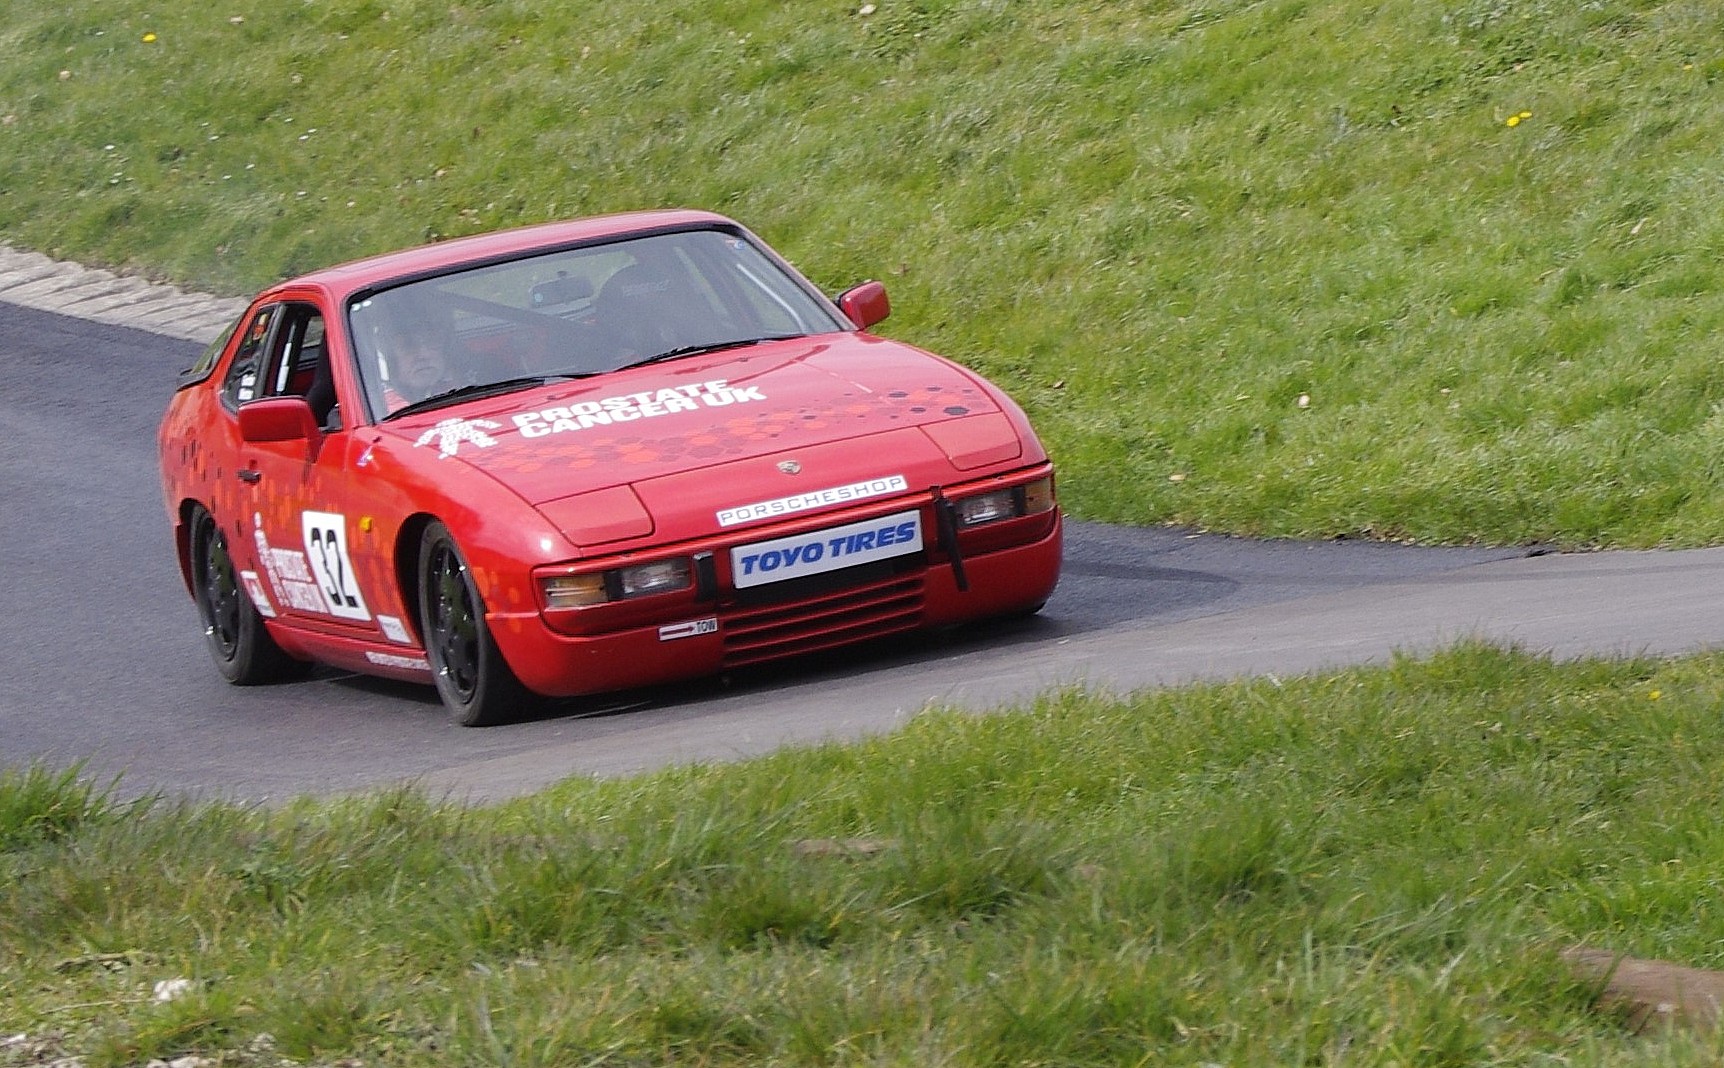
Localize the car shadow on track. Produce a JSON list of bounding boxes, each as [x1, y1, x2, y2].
[[301, 608, 1068, 729], [301, 520, 1525, 728]]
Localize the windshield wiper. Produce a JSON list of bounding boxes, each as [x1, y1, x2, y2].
[[383, 372, 594, 421], [614, 334, 806, 372]]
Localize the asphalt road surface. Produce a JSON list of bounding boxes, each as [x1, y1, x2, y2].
[[6, 301, 1724, 804]]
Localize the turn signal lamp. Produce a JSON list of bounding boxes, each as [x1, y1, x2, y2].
[[541, 573, 609, 609]]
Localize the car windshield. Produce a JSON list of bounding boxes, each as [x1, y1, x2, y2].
[[349, 227, 850, 420]]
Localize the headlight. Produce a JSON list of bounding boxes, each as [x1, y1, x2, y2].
[[954, 489, 1018, 527], [952, 476, 1056, 528], [618, 559, 692, 598], [541, 558, 693, 608]]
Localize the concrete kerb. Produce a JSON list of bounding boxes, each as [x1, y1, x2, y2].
[[0, 243, 245, 345]]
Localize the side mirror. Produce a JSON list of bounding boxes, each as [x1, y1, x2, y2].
[[837, 280, 891, 330], [238, 397, 320, 443]]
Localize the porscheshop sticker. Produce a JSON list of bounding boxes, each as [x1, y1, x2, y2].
[[717, 475, 908, 528]]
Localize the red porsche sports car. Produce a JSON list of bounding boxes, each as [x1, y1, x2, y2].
[[159, 210, 1062, 725]]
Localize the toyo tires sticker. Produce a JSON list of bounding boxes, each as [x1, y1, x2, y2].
[[731, 510, 922, 589]]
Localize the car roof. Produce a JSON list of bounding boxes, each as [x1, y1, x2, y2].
[[278, 208, 737, 298]]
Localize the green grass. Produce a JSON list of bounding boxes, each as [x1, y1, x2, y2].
[[4, 0, 1724, 546], [8, 644, 1724, 1064], [9, 7, 1724, 1061]]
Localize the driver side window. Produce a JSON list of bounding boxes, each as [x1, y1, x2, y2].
[[221, 307, 277, 408], [219, 304, 337, 429]]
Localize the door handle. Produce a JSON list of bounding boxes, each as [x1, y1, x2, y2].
[[237, 468, 262, 484]]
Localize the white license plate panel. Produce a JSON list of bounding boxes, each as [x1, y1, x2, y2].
[[731, 510, 923, 589]]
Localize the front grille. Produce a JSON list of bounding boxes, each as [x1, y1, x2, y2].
[[721, 570, 925, 668]]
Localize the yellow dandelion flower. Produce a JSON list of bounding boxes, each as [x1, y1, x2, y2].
[[142, 32, 157, 43], [1520, 111, 1532, 119], [1505, 115, 1521, 127], [1650, 689, 1663, 701]]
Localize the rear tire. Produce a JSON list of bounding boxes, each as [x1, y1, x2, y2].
[[418, 521, 536, 726], [189, 506, 302, 684]]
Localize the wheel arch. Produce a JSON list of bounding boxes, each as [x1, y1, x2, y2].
[[392, 511, 442, 643], [170, 498, 209, 597]]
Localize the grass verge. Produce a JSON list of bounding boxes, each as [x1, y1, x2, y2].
[[7, 642, 1724, 1065], [3, 1, 1724, 546]]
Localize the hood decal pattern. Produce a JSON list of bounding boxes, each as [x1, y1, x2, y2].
[[470, 382, 991, 492]]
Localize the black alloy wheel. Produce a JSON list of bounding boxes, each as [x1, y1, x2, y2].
[[417, 521, 534, 726], [189, 506, 300, 684]]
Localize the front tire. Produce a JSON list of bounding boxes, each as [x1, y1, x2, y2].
[[189, 506, 302, 684], [418, 522, 535, 726]]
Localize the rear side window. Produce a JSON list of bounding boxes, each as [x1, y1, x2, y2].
[[175, 315, 241, 389]]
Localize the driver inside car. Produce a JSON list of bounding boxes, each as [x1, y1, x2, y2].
[[381, 321, 466, 412]]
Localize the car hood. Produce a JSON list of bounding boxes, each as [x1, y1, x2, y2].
[[378, 333, 1033, 546]]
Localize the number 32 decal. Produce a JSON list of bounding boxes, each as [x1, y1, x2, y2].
[[302, 511, 372, 622]]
